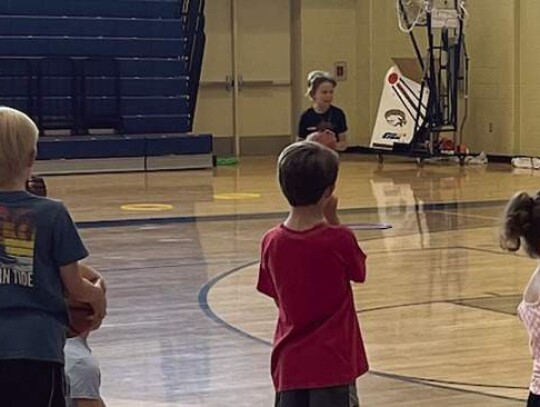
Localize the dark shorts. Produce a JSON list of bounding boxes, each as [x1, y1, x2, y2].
[[529, 392, 540, 407], [276, 383, 359, 407], [0, 359, 66, 407]]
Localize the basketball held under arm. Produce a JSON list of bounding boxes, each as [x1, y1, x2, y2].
[[61, 262, 106, 320], [79, 264, 107, 293], [61, 263, 102, 302]]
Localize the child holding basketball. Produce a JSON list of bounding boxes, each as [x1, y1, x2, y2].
[[501, 191, 540, 407], [257, 141, 368, 407], [0, 107, 106, 406], [298, 71, 349, 151]]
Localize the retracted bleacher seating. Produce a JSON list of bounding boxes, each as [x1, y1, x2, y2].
[[0, 0, 211, 173]]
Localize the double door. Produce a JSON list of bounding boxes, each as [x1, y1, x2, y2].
[[193, 0, 292, 156]]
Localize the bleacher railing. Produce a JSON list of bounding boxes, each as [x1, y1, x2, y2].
[[182, 0, 206, 123]]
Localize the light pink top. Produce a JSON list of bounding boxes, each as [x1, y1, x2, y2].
[[518, 299, 540, 395]]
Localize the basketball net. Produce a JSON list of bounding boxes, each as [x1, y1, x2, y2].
[[396, 0, 468, 33]]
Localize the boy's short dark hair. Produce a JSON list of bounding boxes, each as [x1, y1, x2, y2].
[[278, 141, 339, 207]]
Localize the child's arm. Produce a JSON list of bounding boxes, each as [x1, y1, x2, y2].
[[61, 262, 106, 320], [336, 108, 348, 151], [256, 239, 278, 304], [298, 112, 309, 140], [257, 263, 277, 301], [344, 231, 367, 283], [336, 132, 348, 151], [524, 266, 540, 303], [77, 263, 107, 330]]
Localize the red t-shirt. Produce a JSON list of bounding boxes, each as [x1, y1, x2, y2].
[[257, 223, 368, 391]]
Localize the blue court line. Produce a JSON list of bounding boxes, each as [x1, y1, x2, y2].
[[76, 198, 508, 229], [197, 260, 271, 347]]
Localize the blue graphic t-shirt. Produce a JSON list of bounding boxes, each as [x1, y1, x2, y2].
[[0, 191, 88, 363]]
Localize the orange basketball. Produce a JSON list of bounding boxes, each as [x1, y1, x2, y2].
[[67, 300, 94, 338], [306, 131, 338, 150]]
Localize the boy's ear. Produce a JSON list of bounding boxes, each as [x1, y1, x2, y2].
[[323, 184, 335, 198], [26, 149, 36, 167]]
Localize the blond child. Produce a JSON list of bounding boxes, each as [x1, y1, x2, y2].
[[0, 107, 106, 407]]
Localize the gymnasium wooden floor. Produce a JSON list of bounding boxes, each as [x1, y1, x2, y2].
[[48, 155, 540, 406]]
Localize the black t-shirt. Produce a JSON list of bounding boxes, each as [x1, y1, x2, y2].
[[298, 105, 348, 140]]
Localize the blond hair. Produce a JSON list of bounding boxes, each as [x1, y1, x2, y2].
[[0, 107, 39, 185]]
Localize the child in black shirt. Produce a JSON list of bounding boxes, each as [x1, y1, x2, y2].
[[298, 71, 348, 151]]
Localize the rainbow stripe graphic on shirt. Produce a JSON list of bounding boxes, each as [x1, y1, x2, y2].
[[0, 206, 35, 288]]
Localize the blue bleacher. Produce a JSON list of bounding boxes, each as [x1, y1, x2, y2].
[[38, 136, 147, 160], [0, 96, 189, 115], [118, 58, 188, 77], [0, 16, 185, 38], [0, 0, 208, 165], [0, 0, 181, 19], [37, 133, 212, 160], [1, 37, 187, 58], [123, 115, 191, 133], [0, 77, 189, 97]]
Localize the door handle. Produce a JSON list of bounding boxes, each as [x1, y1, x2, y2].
[[237, 75, 244, 92], [235, 77, 291, 89], [225, 75, 234, 92], [199, 76, 235, 92]]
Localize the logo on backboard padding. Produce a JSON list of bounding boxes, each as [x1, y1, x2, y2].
[[385, 109, 407, 128]]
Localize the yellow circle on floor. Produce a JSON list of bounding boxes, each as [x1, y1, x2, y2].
[[214, 193, 261, 200], [121, 203, 173, 211]]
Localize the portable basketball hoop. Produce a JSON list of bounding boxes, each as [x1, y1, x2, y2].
[[371, 0, 470, 164]]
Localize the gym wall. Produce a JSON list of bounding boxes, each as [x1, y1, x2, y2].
[[199, 0, 533, 156]]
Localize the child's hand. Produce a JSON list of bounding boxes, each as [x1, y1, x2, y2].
[[90, 281, 107, 330], [335, 139, 347, 152], [324, 195, 340, 225], [306, 131, 337, 150], [95, 277, 107, 294], [25, 176, 47, 197]]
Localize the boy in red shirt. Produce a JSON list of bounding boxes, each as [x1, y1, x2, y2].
[[257, 141, 368, 407]]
